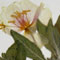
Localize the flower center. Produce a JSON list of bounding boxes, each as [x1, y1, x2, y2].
[[8, 10, 31, 31]]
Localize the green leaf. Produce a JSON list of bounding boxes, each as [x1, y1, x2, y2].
[[11, 30, 45, 60], [36, 20, 49, 45], [46, 19, 60, 57], [33, 59, 36, 60], [37, 19, 60, 59], [0, 42, 26, 60], [2, 53, 6, 59], [6, 42, 17, 58], [36, 20, 47, 36], [15, 42, 26, 60], [36, 19, 56, 55], [55, 15, 60, 33], [0, 57, 4, 60], [6, 42, 26, 60], [37, 19, 55, 53], [0, 43, 17, 60], [47, 57, 57, 60], [53, 28, 60, 51], [45, 19, 57, 57]]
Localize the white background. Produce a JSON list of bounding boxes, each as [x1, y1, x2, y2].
[[0, 0, 60, 60]]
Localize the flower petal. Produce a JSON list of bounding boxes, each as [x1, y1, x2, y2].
[[0, 0, 38, 24], [31, 3, 44, 25], [0, 4, 20, 25], [33, 32, 44, 48], [28, 3, 44, 33], [3, 27, 11, 35], [24, 31, 44, 48], [24, 31, 34, 43], [0, 7, 8, 24], [39, 8, 52, 26], [0, 14, 3, 24]]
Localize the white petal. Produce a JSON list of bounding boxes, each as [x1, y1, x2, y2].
[[0, 4, 20, 25], [39, 8, 52, 26], [0, 0, 38, 24], [31, 3, 44, 24], [24, 31, 34, 43], [0, 7, 8, 24], [24, 31, 44, 48], [33, 32, 44, 48], [2, 27, 11, 35], [0, 0, 38, 33], [0, 14, 3, 24]]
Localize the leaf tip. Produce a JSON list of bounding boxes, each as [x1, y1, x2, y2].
[[10, 30, 15, 35]]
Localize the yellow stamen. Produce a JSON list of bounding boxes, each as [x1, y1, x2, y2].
[[10, 10, 31, 31], [22, 10, 31, 15], [23, 10, 31, 12], [11, 15, 18, 18], [8, 20, 15, 23], [14, 11, 21, 17]]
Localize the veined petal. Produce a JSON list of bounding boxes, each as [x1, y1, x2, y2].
[[39, 8, 52, 26], [0, 7, 9, 25], [31, 3, 44, 25], [0, 4, 20, 25], [0, 0, 38, 24]]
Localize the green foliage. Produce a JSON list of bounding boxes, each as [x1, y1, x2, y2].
[[11, 30, 45, 60], [0, 29, 45, 60], [1, 16, 60, 60], [55, 15, 60, 33], [0, 42, 26, 60], [37, 18, 60, 60]]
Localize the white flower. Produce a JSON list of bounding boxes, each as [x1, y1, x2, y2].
[[0, 0, 52, 48]]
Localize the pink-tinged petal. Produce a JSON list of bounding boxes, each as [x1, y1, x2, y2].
[[31, 3, 44, 25]]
